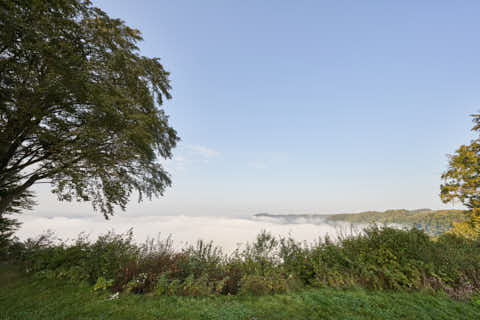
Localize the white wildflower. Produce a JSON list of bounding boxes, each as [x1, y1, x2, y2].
[[108, 292, 119, 300]]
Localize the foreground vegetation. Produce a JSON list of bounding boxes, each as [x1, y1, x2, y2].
[[1, 264, 480, 320], [3, 226, 480, 300]]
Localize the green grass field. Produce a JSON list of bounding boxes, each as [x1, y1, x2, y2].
[[1, 265, 479, 320]]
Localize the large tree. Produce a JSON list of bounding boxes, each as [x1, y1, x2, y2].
[[0, 0, 179, 218], [440, 114, 480, 236]]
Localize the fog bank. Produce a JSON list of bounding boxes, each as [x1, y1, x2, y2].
[[15, 215, 358, 252]]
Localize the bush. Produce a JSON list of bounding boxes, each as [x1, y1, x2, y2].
[[9, 225, 480, 298]]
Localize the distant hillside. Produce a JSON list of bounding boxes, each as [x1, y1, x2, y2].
[[254, 209, 469, 236]]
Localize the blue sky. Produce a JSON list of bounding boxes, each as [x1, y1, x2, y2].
[[35, 1, 480, 217]]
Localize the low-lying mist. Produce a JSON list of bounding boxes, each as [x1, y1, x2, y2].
[[15, 215, 363, 252]]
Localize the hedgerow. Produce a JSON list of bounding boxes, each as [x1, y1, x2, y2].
[[7, 226, 480, 299]]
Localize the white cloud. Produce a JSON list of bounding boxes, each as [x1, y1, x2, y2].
[[160, 145, 219, 172], [189, 145, 219, 158], [163, 155, 186, 172]]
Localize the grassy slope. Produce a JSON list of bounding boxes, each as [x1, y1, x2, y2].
[[1, 265, 480, 320], [257, 209, 469, 236], [327, 209, 467, 224], [327, 209, 469, 236]]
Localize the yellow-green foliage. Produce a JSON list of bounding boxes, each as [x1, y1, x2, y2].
[[440, 114, 480, 239], [93, 277, 114, 292], [446, 209, 480, 240], [451, 220, 478, 239]]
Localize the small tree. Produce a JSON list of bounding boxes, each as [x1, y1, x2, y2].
[[440, 114, 480, 237], [0, 0, 179, 217]]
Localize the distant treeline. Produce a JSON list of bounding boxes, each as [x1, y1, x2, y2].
[[254, 209, 469, 236]]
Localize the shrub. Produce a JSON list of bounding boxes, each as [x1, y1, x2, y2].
[[9, 225, 480, 298]]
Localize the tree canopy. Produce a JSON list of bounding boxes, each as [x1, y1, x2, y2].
[[441, 114, 480, 236], [0, 0, 179, 218]]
